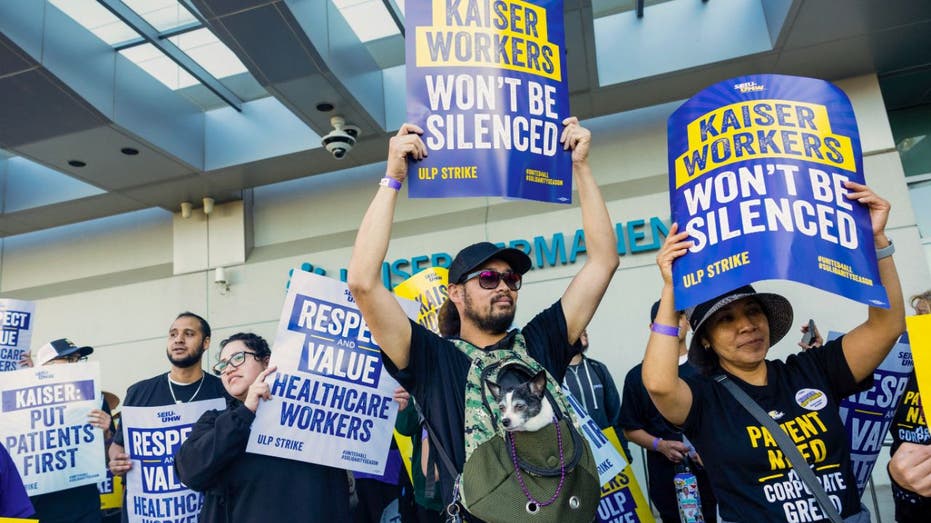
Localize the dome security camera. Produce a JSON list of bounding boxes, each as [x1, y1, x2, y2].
[[322, 116, 360, 160]]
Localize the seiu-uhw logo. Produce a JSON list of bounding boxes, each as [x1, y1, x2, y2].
[[156, 410, 181, 422], [733, 81, 764, 93]]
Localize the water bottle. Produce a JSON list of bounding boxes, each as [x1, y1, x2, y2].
[[674, 456, 704, 523]]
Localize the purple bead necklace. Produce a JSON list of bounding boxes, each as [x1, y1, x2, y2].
[[507, 416, 565, 512]]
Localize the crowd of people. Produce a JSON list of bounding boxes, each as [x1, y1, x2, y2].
[[1, 118, 930, 523]]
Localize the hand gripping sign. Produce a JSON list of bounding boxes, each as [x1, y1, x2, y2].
[[668, 74, 888, 310], [0, 363, 106, 496], [406, 0, 573, 203], [247, 271, 419, 475]]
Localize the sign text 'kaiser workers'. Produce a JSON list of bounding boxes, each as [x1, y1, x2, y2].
[[0, 299, 35, 372], [122, 399, 225, 523], [0, 363, 105, 496], [406, 0, 572, 203], [247, 271, 418, 474], [668, 74, 888, 310]]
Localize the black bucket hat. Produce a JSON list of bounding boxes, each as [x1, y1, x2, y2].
[[685, 285, 793, 354], [447, 242, 532, 285]]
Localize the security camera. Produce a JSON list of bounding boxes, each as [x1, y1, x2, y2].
[[322, 116, 360, 160]]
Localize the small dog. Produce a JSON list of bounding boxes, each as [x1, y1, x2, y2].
[[486, 368, 554, 432]]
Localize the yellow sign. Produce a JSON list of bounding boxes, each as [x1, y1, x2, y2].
[[601, 428, 656, 523], [392, 267, 449, 335], [674, 99, 855, 189], [98, 472, 123, 509], [906, 314, 931, 424]]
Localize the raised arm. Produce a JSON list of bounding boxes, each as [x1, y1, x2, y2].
[[560, 117, 620, 343], [347, 124, 428, 370], [840, 182, 906, 382], [641, 223, 694, 426]]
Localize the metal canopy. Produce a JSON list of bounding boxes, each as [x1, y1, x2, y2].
[[0, 0, 930, 238]]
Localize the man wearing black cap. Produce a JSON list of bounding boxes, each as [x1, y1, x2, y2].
[[348, 117, 619, 511], [618, 303, 716, 522]]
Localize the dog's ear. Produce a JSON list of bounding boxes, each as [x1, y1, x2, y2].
[[530, 370, 547, 397], [486, 379, 502, 400]]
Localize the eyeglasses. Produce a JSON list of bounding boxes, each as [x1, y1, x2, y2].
[[52, 354, 87, 364], [213, 351, 260, 375], [462, 269, 522, 291]]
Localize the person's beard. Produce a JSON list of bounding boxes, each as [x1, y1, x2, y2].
[[463, 290, 515, 335], [167, 343, 206, 369]]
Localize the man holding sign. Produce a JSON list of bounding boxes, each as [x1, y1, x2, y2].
[[108, 312, 228, 523], [347, 116, 618, 515]]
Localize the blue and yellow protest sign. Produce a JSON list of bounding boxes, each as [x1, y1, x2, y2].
[[0, 363, 106, 496], [121, 400, 225, 523], [406, 0, 572, 203], [98, 469, 123, 509], [598, 428, 655, 523], [834, 332, 912, 494], [668, 74, 888, 310], [247, 270, 419, 475], [564, 391, 654, 522], [0, 299, 35, 372], [907, 314, 931, 426]]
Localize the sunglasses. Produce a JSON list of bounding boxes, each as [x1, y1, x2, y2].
[[461, 269, 522, 291], [213, 351, 261, 375]]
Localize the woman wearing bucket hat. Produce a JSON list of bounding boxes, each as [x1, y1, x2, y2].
[[642, 181, 905, 523]]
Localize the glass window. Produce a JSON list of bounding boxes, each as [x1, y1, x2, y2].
[[49, 0, 139, 45], [333, 0, 400, 42]]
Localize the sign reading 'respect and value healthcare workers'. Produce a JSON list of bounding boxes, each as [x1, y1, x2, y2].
[[833, 332, 912, 494], [0, 363, 106, 496], [121, 399, 226, 523], [247, 270, 418, 475], [0, 299, 35, 372], [406, 0, 572, 203], [668, 74, 888, 310]]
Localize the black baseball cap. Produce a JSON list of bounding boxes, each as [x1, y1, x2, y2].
[[447, 242, 532, 284]]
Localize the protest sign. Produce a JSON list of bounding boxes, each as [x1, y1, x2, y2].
[[597, 428, 655, 523], [668, 74, 888, 310], [0, 299, 35, 372], [0, 363, 105, 496], [98, 469, 123, 509], [406, 0, 572, 203], [834, 332, 912, 493], [907, 314, 931, 428], [247, 270, 418, 475], [564, 391, 653, 522], [121, 399, 225, 523]]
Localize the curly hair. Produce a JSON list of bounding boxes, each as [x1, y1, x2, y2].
[[438, 299, 460, 338], [219, 332, 271, 360], [910, 290, 931, 314]]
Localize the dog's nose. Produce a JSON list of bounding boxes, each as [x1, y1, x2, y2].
[[502, 418, 510, 427]]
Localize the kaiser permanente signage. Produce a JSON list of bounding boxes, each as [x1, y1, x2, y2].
[[305, 217, 668, 289]]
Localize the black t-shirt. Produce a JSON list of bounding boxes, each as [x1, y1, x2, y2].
[[113, 371, 229, 523], [382, 300, 578, 506], [680, 337, 870, 522], [888, 370, 930, 518], [113, 371, 229, 446], [619, 360, 698, 442]]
